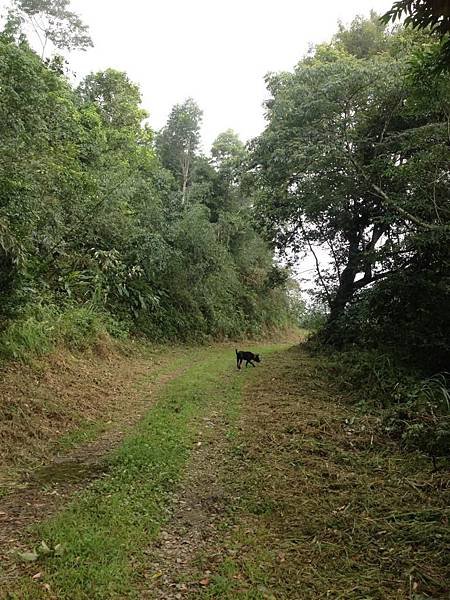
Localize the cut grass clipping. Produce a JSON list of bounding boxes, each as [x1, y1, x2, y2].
[[7, 345, 275, 599], [193, 345, 450, 599]]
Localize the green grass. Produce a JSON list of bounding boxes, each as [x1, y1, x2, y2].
[[6, 343, 284, 599], [54, 347, 194, 454], [56, 421, 107, 452], [0, 304, 117, 363], [7, 340, 446, 599]]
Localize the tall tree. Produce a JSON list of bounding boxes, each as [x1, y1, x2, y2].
[[211, 129, 246, 189], [334, 10, 390, 58], [156, 98, 202, 203], [10, 0, 93, 56], [211, 130, 245, 168], [252, 18, 450, 344]]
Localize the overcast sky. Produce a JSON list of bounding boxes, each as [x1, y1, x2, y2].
[[58, 0, 393, 151]]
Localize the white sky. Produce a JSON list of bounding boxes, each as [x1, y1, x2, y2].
[[61, 0, 392, 151]]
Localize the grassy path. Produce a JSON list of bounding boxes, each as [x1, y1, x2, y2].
[[142, 345, 450, 599], [2, 342, 449, 599], [0, 344, 204, 569], [2, 342, 287, 598]]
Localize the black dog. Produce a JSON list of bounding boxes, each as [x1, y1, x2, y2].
[[236, 349, 261, 369]]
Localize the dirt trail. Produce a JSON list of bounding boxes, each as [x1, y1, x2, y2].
[[0, 348, 192, 571], [140, 345, 450, 599], [141, 378, 235, 599], [1, 341, 448, 598]]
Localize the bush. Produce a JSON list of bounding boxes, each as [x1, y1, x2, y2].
[[317, 344, 450, 463], [0, 305, 56, 361], [0, 304, 124, 362], [319, 347, 411, 407], [326, 269, 450, 374], [298, 306, 328, 332], [384, 374, 450, 465]]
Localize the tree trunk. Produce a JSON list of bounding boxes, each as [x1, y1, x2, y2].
[[181, 139, 191, 204], [327, 268, 356, 322], [323, 234, 360, 343], [181, 171, 188, 204]]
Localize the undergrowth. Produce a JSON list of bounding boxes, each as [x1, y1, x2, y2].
[[316, 344, 450, 466], [0, 304, 126, 362]]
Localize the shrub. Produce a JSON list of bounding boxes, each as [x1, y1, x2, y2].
[[384, 374, 450, 465], [317, 344, 450, 464], [298, 306, 328, 332], [0, 304, 123, 362]]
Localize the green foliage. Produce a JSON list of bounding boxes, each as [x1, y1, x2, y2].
[[295, 14, 450, 455], [297, 306, 327, 332], [0, 21, 292, 361], [0, 304, 115, 361], [332, 264, 450, 373], [155, 98, 203, 202], [384, 374, 450, 463], [211, 129, 246, 184], [11, 0, 93, 53], [334, 10, 391, 58], [382, 1, 450, 36], [319, 343, 450, 461], [382, 1, 450, 71], [321, 347, 405, 406], [253, 14, 449, 378]]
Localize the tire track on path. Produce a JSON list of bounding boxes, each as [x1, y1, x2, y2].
[[0, 350, 196, 583]]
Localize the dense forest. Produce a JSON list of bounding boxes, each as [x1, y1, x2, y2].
[[0, 0, 449, 461], [0, 0, 295, 359]]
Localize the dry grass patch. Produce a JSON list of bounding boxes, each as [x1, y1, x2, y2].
[[1, 344, 129, 473]]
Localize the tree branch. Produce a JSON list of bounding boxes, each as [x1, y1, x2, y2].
[[316, 221, 342, 281], [347, 145, 449, 231], [370, 181, 449, 231], [354, 269, 392, 290], [298, 219, 333, 308], [342, 101, 449, 232]]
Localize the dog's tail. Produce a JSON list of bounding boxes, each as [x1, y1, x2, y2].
[[235, 348, 238, 356]]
